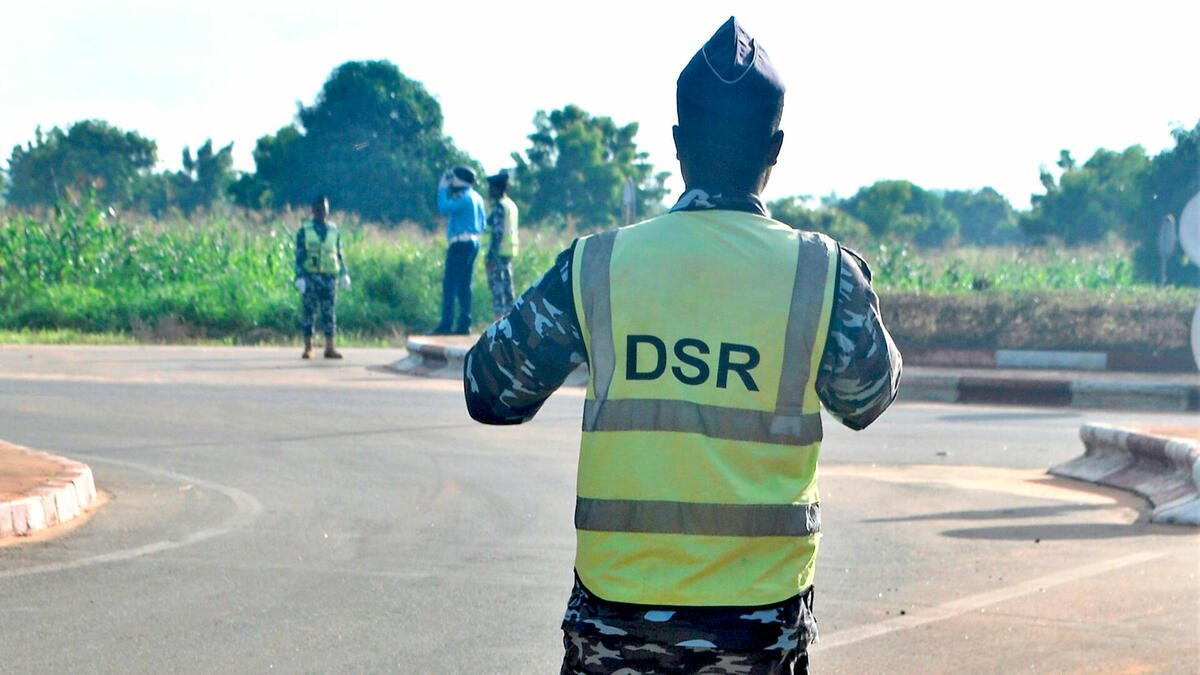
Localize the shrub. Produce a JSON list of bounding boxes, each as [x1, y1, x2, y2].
[[881, 289, 1193, 354]]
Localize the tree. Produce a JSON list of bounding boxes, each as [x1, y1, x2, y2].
[[180, 140, 235, 212], [6, 120, 157, 209], [839, 180, 959, 247], [767, 196, 872, 249], [252, 60, 467, 225], [227, 171, 270, 211], [141, 140, 237, 215], [1133, 120, 1200, 284], [942, 187, 1020, 246], [1021, 145, 1149, 245], [511, 105, 668, 229]]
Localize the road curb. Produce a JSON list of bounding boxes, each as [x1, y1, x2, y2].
[[0, 441, 98, 540], [385, 339, 468, 380], [401, 336, 1200, 412], [1049, 424, 1200, 526], [903, 347, 1195, 373], [899, 374, 1200, 412], [394, 337, 591, 386]]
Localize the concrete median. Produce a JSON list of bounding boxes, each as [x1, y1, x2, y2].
[[0, 441, 98, 540], [1050, 424, 1200, 526]]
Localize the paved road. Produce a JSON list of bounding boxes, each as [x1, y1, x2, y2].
[[0, 346, 1196, 673]]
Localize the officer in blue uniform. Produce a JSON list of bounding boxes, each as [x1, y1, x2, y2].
[[434, 166, 487, 335]]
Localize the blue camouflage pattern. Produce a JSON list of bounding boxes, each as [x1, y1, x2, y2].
[[560, 575, 814, 674], [464, 190, 902, 673], [300, 273, 338, 338]]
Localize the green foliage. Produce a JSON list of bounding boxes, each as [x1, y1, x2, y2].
[[767, 196, 873, 249], [6, 120, 157, 209], [869, 243, 1135, 292], [1, 201, 1189, 361], [1131, 119, 1199, 284], [0, 201, 566, 341], [941, 187, 1020, 245], [253, 60, 467, 226], [839, 180, 960, 247], [1021, 146, 1150, 245], [139, 139, 236, 216], [511, 105, 668, 229], [0, 328, 137, 345]]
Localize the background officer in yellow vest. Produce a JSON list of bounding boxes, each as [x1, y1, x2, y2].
[[464, 16, 901, 674], [294, 195, 350, 359], [485, 171, 519, 321]]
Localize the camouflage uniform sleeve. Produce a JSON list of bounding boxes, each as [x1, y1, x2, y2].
[[295, 227, 307, 278], [464, 242, 587, 424], [486, 203, 504, 260], [336, 229, 347, 276], [815, 246, 903, 430]]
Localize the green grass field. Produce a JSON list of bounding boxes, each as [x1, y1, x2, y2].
[[1, 204, 1191, 351]]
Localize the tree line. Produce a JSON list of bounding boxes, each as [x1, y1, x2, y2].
[[3, 59, 1197, 284]]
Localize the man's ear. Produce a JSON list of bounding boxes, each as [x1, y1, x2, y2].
[[766, 130, 784, 167], [672, 125, 685, 160]]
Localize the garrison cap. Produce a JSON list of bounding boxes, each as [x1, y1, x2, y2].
[[486, 171, 509, 190], [676, 16, 785, 121]]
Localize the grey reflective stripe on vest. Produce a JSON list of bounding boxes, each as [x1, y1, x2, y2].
[[583, 398, 821, 445], [576, 496, 821, 537], [577, 228, 830, 445], [773, 233, 836, 436], [579, 230, 618, 431]]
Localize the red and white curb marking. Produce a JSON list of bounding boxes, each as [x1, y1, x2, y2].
[[0, 443, 98, 540]]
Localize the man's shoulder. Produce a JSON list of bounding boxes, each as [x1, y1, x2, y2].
[[837, 245, 873, 282]]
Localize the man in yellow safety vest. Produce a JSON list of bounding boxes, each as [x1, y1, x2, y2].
[[294, 195, 350, 359], [464, 16, 901, 674], [485, 171, 520, 321]]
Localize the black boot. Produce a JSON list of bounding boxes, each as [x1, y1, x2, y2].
[[324, 335, 343, 359]]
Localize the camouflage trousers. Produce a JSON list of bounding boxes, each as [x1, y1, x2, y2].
[[560, 575, 815, 674], [486, 255, 515, 318], [301, 274, 337, 337]]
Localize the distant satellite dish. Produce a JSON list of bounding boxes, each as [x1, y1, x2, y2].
[[1179, 191, 1200, 262]]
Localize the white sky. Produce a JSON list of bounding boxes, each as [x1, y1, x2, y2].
[[2, 1, 1197, 210]]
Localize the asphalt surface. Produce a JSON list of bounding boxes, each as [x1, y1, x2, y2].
[[0, 345, 1197, 673]]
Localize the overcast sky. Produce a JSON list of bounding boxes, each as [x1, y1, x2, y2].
[[2, 0, 1197, 209]]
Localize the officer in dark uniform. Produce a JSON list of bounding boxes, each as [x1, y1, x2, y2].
[[464, 17, 901, 674]]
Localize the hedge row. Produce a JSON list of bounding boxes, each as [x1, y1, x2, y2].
[[880, 289, 1195, 354]]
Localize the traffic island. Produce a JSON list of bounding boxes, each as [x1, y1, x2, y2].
[[0, 441, 98, 540], [1050, 424, 1200, 526], [392, 335, 589, 386]]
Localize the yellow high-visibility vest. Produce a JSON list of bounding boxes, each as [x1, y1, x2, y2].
[[494, 196, 519, 258], [570, 209, 839, 606], [302, 221, 340, 275]]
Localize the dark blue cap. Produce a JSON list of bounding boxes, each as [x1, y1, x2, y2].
[[451, 165, 476, 184], [676, 17, 785, 122], [486, 171, 509, 190]]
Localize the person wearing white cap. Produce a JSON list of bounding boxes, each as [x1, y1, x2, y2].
[[464, 17, 901, 673]]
